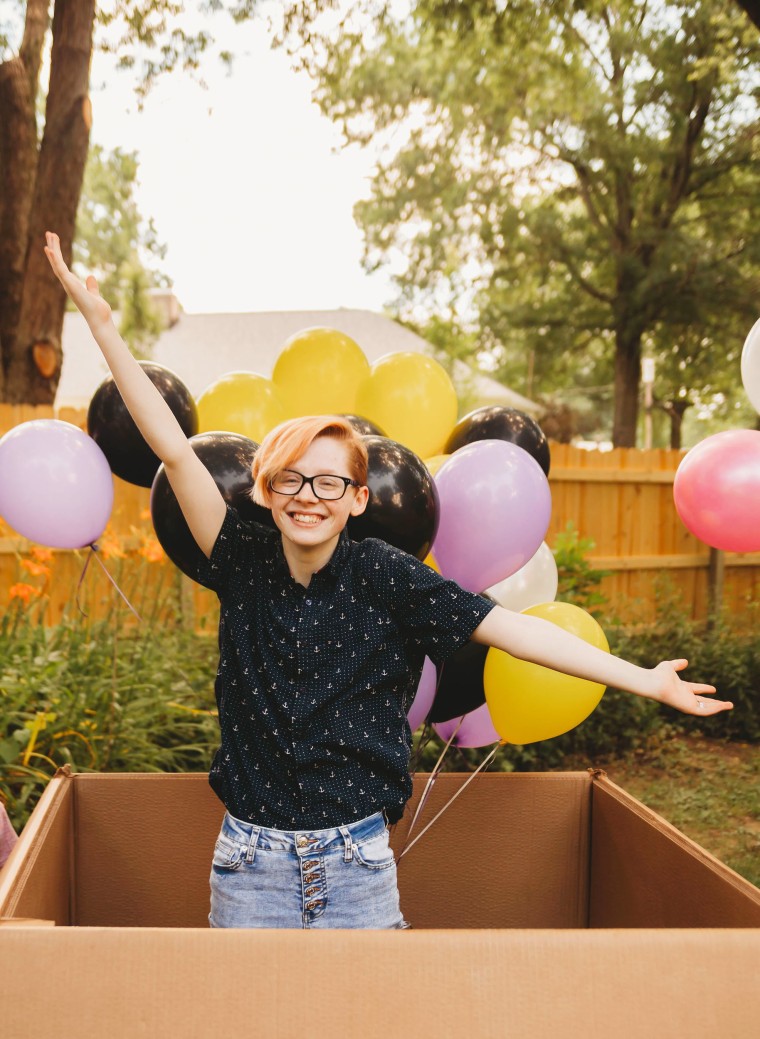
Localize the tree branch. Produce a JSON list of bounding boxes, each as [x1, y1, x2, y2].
[[19, 0, 50, 105]]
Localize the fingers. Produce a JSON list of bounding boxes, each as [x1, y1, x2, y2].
[[693, 697, 733, 715], [85, 275, 101, 296]]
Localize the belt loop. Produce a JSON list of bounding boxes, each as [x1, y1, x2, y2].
[[339, 825, 353, 862], [245, 826, 261, 864]]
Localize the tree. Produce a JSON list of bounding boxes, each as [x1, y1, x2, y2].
[[281, 0, 760, 446], [75, 144, 169, 356], [0, 0, 249, 404]]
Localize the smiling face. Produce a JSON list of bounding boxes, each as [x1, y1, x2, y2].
[[269, 436, 369, 559]]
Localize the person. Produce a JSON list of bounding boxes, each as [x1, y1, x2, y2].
[[44, 231, 732, 930]]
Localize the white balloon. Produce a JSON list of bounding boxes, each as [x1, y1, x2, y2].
[[741, 317, 760, 415], [485, 541, 558, 612]]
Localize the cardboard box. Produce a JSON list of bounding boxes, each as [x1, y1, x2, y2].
[[1, 768, 759, 1037]]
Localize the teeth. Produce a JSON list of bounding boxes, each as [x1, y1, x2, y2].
[[291, 513, 321, 525]]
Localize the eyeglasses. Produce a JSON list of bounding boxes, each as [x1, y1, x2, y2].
[[270, 469, 362, 501]]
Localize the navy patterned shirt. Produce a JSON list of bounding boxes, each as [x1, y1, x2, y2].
[[196, 506, 495, 829]]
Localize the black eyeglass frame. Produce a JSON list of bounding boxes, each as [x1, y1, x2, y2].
[[269, 469, 363, 501]]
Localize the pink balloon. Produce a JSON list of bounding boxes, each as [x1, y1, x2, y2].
[[673, 429, 760, 553], [0, 420, 114, 549], [408, 657, 436, 731], [433, 702, 500, 748], [433, 440, 552, 592]]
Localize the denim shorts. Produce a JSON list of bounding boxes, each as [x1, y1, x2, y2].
[[208, 810, 410, 929]]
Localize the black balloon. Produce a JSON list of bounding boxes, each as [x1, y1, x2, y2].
[[150, 431, 275, 582], [88, 363, 198, 487], [428, 640, 489, 723], [340, 414, 387, 437], [444, 405, 551, 476], [347, 436, 439, 560]]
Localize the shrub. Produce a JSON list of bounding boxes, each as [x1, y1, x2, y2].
[[0, 539, 219, 831]]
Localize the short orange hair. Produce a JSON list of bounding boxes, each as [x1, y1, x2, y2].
[[251, 416, 369, 508]]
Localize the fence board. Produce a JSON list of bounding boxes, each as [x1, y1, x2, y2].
[[1, 406, 757, 625]]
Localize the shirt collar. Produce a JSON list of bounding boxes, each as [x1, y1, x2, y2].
[[271, 527, 352, 587]]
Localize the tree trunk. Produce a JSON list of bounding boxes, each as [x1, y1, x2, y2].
[[2, 0, 95, 404], [668, 400, 690, 450], [0, 0, 49, 400], [611, 329, 642, 447]]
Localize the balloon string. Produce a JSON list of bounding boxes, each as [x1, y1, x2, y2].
[[75, 544, 142, 621], [74, 548, 95, 617], [397, 742, 501, 862], [397, 713, 464, 863]]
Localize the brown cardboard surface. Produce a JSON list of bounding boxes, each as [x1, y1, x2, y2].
[[2, 927, 760, 1039], [391, 771, 591, 928], [0, 769, 73, 925], [590, 776, 760, 927], [2, 769, 760, 934], [73, 772, 224, 927]]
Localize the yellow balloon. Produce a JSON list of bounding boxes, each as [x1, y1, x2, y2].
[[272, 327, 370, 418], [483, 602, 609, 745], [197, 372, 285, 443], [424, 454, 450, 476], [355, 353, 458, 459]]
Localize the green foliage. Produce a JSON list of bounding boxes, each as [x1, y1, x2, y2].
[[552, 522, 611, 618], [74, 144, 168, 356], [0, 598, 218, 832], [280, 0, 760, 445]]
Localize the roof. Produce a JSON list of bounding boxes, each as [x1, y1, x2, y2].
[[58, 306, 540, 416]]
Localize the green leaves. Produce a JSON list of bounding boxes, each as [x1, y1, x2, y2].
[[0, 605, 218, 831], [281, 0, 760, 445]]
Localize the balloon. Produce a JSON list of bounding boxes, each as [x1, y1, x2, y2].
[[433, 440, 552, 593], [355, 353, 457, 459], [88, 362, 198, 487], [673, 429, 760, 553], [150, 431, 275, 581], [347, 436, 439, 559], [741, 318, 760, 414], [0, 420, 113, 548], [484, 601, 609, 745], [429, 641, 489, 723], [485, 542, 558, 612], [340, 414, 387, 437], [444, 405, 551, 475], [424, 454, 450, 476], [408, 657, 436, 731], [272, 327, 370, 417], [433, 703, 500, 748], [197, 372, 285, 444]]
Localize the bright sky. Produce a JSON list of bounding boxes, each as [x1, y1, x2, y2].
[[87, 13, 394, 315]]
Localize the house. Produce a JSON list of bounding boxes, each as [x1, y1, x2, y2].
[[57, 294, 540, 417]]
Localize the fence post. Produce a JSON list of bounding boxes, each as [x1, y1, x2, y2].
[[707, 547, 724, 629]]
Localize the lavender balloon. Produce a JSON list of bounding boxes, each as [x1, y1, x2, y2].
[[433, 439, 552, 593], [0, 420, 114, 548], [433, 703, 500, 748], [407, 656, 436, 731]]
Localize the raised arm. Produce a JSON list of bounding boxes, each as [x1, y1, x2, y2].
[[45, 232, 226, 558], [471, 604, 733, 717]]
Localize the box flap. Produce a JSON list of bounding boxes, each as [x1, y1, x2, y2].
[[73, 773, 224, 927], [0, 769, 74, 924], [1, 927, 759, 1038], [590, 775, 760, 927], [391, 772, 590, 928]]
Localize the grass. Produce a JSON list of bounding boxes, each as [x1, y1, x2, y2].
[[591, 734, 760, 888]]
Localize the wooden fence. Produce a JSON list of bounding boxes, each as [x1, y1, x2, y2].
[[1, 405, 758, 626]]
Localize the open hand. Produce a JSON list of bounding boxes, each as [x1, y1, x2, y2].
[[44, 232, 112, 330], [650, 659, 732, 716]]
